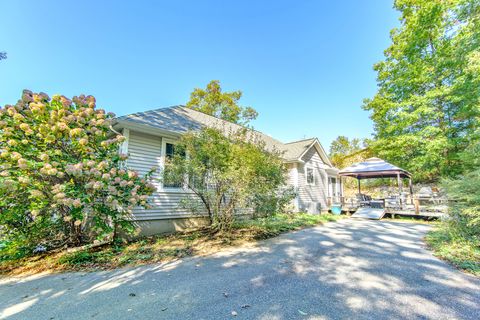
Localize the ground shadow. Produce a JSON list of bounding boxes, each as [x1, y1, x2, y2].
[[1, 219, 479, 319]]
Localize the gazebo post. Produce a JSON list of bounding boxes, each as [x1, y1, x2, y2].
[[409, 177, 414, 204], [397, 173, 403, 194], [397, 173, 403, 208], [357, 178, 361, 195]]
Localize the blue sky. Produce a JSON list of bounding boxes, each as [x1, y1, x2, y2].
[[0, 0, 399, 149]]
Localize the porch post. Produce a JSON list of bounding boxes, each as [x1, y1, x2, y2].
[[340, 177, 344, 206]]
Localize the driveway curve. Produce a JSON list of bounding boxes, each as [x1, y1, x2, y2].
[[1, 219, 479, 320]]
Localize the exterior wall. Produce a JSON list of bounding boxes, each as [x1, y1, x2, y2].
[[286, 163, 300, 211], [297, 147, 329, 213], [133, 216, 210, 237], [127, 130, 207, 224], [124, 128, 339, 234]]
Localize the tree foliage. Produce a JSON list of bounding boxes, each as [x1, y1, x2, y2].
[[329, 136, 367, 169], [0, 52, 6, 61], [187, 80, 258, 125], [164, 127, 291, 231], [363, 0, 480, 181], [442, 128, 480, 238], [0, 90, 155, 257]]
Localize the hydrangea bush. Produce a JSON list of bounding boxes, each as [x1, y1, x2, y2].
[[0, 90, 155, 257]]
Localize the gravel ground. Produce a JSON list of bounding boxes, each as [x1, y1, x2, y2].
[[1, 219, 479, 320]]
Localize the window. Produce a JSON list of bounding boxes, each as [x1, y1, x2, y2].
[[165, 142, 175, 160], [306, 168, 314, 185], [163, 141, 185, 188]]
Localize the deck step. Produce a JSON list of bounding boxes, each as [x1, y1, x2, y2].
[[351, 207, 385, 220]]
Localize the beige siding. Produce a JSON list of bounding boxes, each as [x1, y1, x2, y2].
[[127, 130, 206, 220], [127, 131, 162, 185], [286, 163, 299, 211], [297, 147, 329, 213], [287, 163, 298, 187]]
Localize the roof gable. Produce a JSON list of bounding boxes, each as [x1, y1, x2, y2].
[[117, 106, 335, 167], [284, 138, 333, 167]]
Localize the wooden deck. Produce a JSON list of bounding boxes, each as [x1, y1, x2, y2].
[[384, 208, 446, 218], [341, 205, 446, 219], [351, 207, 385, 220], [339, 197, 449, 219]]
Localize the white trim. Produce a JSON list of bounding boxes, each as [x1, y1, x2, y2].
[[119, 128, 129, 155], [290, 163, 300, 211], [115, 120, 181, 140], [160, 138, 185, 191], [297, 139, 334, 168], [283, 159, 305, 164], [291, 163, 299, 188]]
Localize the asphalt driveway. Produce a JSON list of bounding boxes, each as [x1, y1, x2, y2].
[[1, 219, 479, 320]]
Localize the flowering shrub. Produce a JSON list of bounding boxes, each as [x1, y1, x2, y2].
[[0, 90, 155, 256]]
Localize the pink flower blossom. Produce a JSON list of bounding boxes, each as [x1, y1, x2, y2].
[[128, 171, 138, 179], [72, 199, 82, 208]]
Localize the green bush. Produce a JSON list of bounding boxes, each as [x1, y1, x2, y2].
[[442, 135, 480, 239], [165, 127, 288, 231], [253, 187, 296, 217], [59, 251, 95, 265]]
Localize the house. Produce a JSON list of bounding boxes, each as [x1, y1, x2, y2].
[[114, 106, 341, 235]]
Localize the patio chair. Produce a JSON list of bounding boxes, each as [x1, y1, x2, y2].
[[356, 193, 371, 207]]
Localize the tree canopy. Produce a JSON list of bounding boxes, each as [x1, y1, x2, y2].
[[363, 0, 480, 181], [329, 136, 366, 169], [186, 80, 258, 125]]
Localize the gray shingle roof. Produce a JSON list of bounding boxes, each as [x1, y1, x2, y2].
[[117, 106, 324, 162], [282, 138, 316, 161]]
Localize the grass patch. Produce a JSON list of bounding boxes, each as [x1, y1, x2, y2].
[[0, 213, 344, 276], [233, 212, 343, 238], [425, 225, 480, 276]]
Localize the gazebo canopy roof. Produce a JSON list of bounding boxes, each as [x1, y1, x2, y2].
[[339, 157, 411, 179]]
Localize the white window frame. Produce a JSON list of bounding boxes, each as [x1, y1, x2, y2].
[[161, 138, 185, 191], [306, 167, 315, 186]]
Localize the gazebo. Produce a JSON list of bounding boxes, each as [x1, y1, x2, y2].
[[338, 157, 413, 201]]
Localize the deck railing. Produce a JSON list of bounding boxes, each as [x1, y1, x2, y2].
[[332, 195, 450, 216]]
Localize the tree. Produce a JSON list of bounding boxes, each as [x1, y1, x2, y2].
[[164, 127, 289, 231], [329, 136, 364, 169], [442, 134, 480, 238], [0, 90, 155, 256], [187, 80, 258, 125], [363, 0, 480, 181]]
